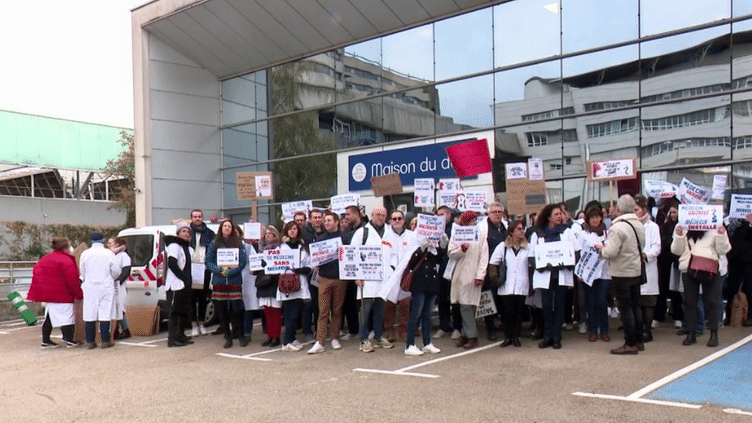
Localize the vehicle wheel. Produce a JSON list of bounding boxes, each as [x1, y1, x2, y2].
[[203, 301, 219, 326]]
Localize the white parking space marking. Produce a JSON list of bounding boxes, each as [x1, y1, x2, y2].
[[119, 342, 158, 348], [572, 392, 701, 409], [217, 341, 315, 362], [724, 408, 752, 416], [353, 341, 502, 378]]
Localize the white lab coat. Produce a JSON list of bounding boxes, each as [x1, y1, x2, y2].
[[276, 243, 312, 302], [111, 250, 131, 320], [640, 219, 661, 296], [489, 241, 530, 296], [529, 227, 581, 289], [351, 223, 396, 299], [79, 243, 120, 321]]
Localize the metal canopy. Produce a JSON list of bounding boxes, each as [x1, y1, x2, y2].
[[143, 0, 497, 79]]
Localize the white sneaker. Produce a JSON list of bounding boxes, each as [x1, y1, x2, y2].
[[651, 320, 659, 329], [331, 339, 342, 350], [450, 330, 461, 340], [190, 327, 200, 337], [433, 329, 447, 339], [307, 342, 325, 354], [674, 320, 682, 329], [283, 342, 302, 352], [610, 308, 620, 319], [292, 340, 303, 348], [199, 325, 209, 336], [360, 340, 375, 353], [404, 345, 424, 356], [340, 333, 353, 341], [372, 337, 394, 349], [422, 343, 441, 354], [578, 323, 587, 334]]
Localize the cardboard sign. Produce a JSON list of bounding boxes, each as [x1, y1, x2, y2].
[[263, 249, 300, 274], [678, 204, 723, 231], [248, 254, 264, 272], [236, 171, 273, 200], [475, 290, 498, 319], [445, 139, 492, 178], [243, 222, 262, 240], [217, 248, 239, 268], [712, 175, 728, 200], [587, 158, 636, 181], [534, 241, 576, 269], [338, 245, 384, 281], [282, 200, 313, 220], [331, 193, 361, 215], [644, 180, 678, 199], [729, 194, 752, 219], [506, 161, 546, 215], [574, 245, 606, 287], [309, 237, 342, 267], [677, 178, 710, 205], [370, 172, 403, 197], [415, 214, 446, 247], [452, 226, 480, 243]]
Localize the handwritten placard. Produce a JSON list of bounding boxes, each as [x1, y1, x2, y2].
[[415, 214, 446, 247], [282, 200, 313, 220], [263, 249, 300, 274], [534, 240, 575, 269], [309, 237, 342, 267], [331, 193, 361, 215], [452, 226, 479, 243], [217, 248, 239, 268], [574, 245, 606, 286], [677, 178, 710, 205], [236, 172, 257, 200], [247, 253, 264, 271], [475, 290, 498, 318], [678, 204, 723, 231], [370, 173, 403, 197], [711, 175, 727, 200]]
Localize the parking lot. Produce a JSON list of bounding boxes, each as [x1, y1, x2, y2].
[[2, 316, 751, 423]]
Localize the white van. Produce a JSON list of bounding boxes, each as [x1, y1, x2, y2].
[[118, 223, 219, 324]]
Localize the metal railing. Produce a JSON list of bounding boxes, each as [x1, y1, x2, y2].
[[0, 261, 35, 298]]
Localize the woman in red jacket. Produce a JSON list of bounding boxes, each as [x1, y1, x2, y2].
[[28, 238, 84, 348]]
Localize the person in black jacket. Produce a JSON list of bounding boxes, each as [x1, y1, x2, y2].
[[188, 209, 215, 336], [165, 222, 194, 347]]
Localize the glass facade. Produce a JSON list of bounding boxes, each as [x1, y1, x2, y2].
[[220, 0, 752, 219]]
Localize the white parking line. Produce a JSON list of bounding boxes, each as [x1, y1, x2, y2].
[[724, 408, 752, 416], [571, 392, 701, 409], [118, 342, 158, 348], [217, 341, 315, 362], [353, 341, 502, 378]]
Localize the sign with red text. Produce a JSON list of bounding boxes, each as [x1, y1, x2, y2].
[[678, 204, 723, 231], [338, 245, 384, 281], [677, 178, 710, 205], [309, 237, 342, 267], [730, 194, 752, 219], [415, 214, 446, 247], [263, 249, 300, 274], [644, 180, 678, 199], [587, 158, 636, 181]]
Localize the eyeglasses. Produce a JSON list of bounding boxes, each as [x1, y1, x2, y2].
[[391, 217, 403, 221], [490, 210, 504, 214]]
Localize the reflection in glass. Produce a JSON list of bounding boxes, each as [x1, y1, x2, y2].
[[222, 123, 268, 168], [333, 98, 384, 147], [382, 24, 433, 84], [734, 0, 752, 18], [435, 74, 494, 135], [494, 0, 560, 68], [382, 88, 436, 140], [563, 178, 587, 215], [641, 0, 730, 37], [271, 53, 337, 115], [272, 152, 337, 204], [343, 39, 382, 101], [732, 162, 752, 191], [545, 180, 564, 204], [641, 25, 730, 59], [435, 8, 492, 81], [561, 0, 637, 54]]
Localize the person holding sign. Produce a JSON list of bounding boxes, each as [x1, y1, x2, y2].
[[188, 209, 215, 337], [447, 211, 489, 350], [383, 210, 418, 344], [256, 225, 283, 348], [488, 220, 530, 348], [530, 205, 581, 350], [165, 221, 194, 347], [635, 195, 662, 343], [278, 222, 312, 352], [670, 219, 730, 347], [206, 220, 247, 349], [578, 207, 611, 343], [595, 195, 645, 355]]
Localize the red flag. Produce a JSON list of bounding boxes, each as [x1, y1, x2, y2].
[[445, 139, 492, 178]]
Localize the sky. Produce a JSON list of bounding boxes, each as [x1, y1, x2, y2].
[[0, 0, 146, 129]]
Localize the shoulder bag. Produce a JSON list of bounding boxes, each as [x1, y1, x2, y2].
[[687, 239, 719, 278], [488, 247, 507, 288], [625, 222, 647, 285], [401, 250, 430, 292], [278, 268, 301, 296]]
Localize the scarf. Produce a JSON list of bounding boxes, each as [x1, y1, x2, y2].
[[541, 224, 568, 242]]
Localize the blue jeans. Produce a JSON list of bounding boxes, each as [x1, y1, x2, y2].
[[283, 299, 304, 345], [360, 298, 385, 342], [243, 309, 254, 338], [406, 292, 436, 347], [302, 285, 318, 336], [541, 285, 567, 341], [583, 279, 611, 335]]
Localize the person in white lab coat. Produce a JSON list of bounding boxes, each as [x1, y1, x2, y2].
[[79, 232, 120, 349]]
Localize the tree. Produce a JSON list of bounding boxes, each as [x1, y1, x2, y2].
[[103, 130, 136, 227]]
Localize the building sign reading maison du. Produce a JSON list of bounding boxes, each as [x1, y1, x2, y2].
[[347, 136, 483, 192]]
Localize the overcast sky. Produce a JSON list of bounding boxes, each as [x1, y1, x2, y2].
[[0, 0, 145, 129]]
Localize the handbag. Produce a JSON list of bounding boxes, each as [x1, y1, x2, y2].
[[278, 268, 301, 296], [401, 250, 430, 292], [687, 239, 719, 277], [488, 247, 507, 288], [730, 284, 749, 327], [254, 274, 274, 289], [625, 222, 647, 285]]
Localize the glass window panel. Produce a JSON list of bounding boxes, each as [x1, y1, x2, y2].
[[333, 98, 384, 148], [382, 88, 435, 141], [545, 180, 564, 204], [732, 93, 752, 162], [732, 162, 752, 192], [561, 0, 638, 54], [563, 178, 587, 216], [382, 24, 434, 87], [435, 74, 494, 136], [343, 39, 383, 100], [641, 26, 730, 59], [222, 71, 266, 126], [735, 0, 752, 17], [272, 151, 337, 204], [641, 0, 730, 37], [223, 124, 261, 168], [270, 55, 336, 115], [435, 8, 493, 81], [271, 108, 337, 160], [494, 0, 560, 68]]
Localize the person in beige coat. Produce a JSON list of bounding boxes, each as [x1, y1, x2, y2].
[[447, 211, 489, 350], [671, 219, 730, 347]]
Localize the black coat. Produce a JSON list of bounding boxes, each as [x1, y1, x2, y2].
[[406, 247, 446, 295]]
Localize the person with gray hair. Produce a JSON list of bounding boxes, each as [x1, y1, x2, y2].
[[595, 194, 646, 355]]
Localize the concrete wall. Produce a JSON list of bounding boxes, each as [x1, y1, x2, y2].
[[0, 196, 124, 226]]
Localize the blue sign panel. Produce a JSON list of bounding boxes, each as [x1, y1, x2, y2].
[[348, 137, 479, 192]]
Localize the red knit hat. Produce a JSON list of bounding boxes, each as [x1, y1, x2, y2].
[[459, 210, 478, 225]]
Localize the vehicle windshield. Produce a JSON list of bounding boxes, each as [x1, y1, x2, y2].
[[123, 235, 154, 267]]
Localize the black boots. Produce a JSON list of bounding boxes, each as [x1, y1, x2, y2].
[[707, 330, 719, 347], [682, 331, 696, 346]]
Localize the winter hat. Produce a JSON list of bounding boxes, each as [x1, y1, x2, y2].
[[176, 220, 191, 235], [459, 210, 478, 226], [91, 232, 104, 243]]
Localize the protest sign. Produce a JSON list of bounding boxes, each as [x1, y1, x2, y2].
[[453, 226, 480, 243], [712, 175, 727, 200], [574, 245, 606, 286], [309, 237, 342, 267], [678, 204, 723, 231], [263, 249, 300, 274], [236, 172, 257, 200], [247, 253, 264, 272], [438, 190, 459, 208], [415, 214, 446, 247], [445, 139, 492, 178], [338, 245, 384, 280], [438, 178, 461, 191], [414, 178, 436, 208], [506, 160, 546, 215], [475, 290, 498, 319], [528, 158, 545, 181], [281, 200, 313, 220], [730, 194, 752, 219], [587, 158, 636, 181], [370, 173, 403, 197], [677, 178, 710, 205], [217, 248, 239, 268], [255, 174, 273, 198], [462, 190, 489, 213], [331, 193, 361, 215], [644, 180, 678, 199], [534, 241, 576, 269], [243, 222, 262, 240], [505, 162, 527, 179]]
